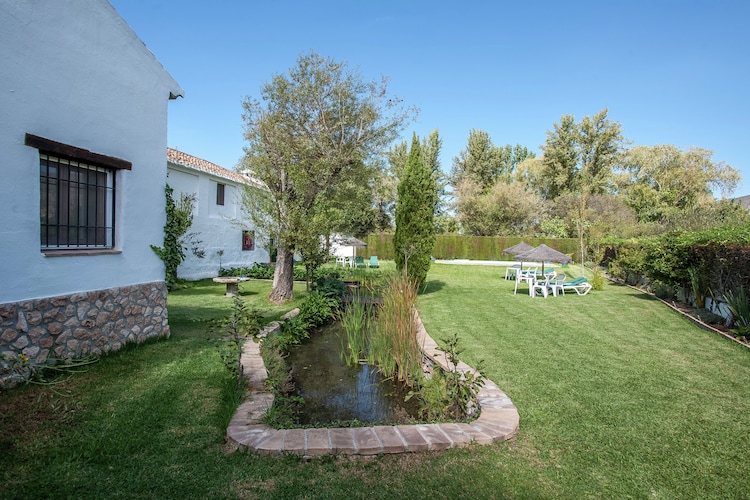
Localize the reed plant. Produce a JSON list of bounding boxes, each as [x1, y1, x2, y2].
[[370, 273, 423, 386], [339, 293, 371, 366]]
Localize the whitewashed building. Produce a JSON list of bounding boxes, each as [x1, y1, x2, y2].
[[0, 0, 182, 383], [167, 149, 270, 280]]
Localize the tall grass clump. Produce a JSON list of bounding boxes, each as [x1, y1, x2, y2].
[[340, 292, 371, 366], [370, 273, 422, 386]]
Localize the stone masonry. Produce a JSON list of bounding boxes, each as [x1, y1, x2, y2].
[[0, 281, 170, 388]]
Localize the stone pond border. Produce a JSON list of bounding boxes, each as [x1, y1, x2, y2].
[[226, 309, 519, 457]]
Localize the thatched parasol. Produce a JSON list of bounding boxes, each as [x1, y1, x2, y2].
[[502, 241, 534, 256], [515, 244, 571, 275], [337, 236, 367, 261]]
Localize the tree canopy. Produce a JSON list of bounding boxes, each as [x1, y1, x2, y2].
[[450, 129, 535, 192], [241, 51, 413, 303], [618, 144, 741, 223]]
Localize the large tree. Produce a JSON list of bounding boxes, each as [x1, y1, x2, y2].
[[540, 108, 624, 270], [393, 133, 438, 290], [619, 144, 741, 223], [450, 129, 535, 192], [241, 51, 412, 303], [455, 179, 542, 236]]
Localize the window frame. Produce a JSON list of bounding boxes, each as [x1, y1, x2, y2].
[[216, 182, 225, 206], [26, 134, 131, 255]]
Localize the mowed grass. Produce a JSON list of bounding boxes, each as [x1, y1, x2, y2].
[[418, 264, 750, 498], [1, 265, 748, 499]]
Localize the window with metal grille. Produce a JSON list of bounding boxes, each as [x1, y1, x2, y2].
[[216, 182, 225, 205], [39, 154, 115, 249]]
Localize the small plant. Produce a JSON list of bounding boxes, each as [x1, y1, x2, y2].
[[437, 332, 485, 421], [723, 287, 750, 340], [261, 394, 304, 428], [209, 296, 262, 391], [313, 277, 346, 300], [297, 290, 340, 329], [688, 267, 709, 309], [1, 352, 99, 390], [406, 369, 448, 421], [278, 315, 309, 346], [590, 267, 605, 291], [216, 249, 224, 274], [259, 335, 295, 395]]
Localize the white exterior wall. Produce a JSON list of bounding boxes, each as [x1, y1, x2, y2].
[[0, 0, 182, 303], [168, 164, 270, 280]]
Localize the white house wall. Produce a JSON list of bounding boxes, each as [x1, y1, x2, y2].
[[168, 164, 270, 280], [0, 0, 181, 383], [0, 0, 182, 304]]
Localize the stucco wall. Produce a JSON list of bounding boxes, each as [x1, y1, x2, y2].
[[168, 165, 270, 280], [0, 0, 182, 303]]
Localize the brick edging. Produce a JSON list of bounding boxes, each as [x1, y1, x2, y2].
[[227, 309, 519, 457]]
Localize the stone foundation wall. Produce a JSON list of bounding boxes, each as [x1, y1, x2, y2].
[[0, 281, 170, 388]]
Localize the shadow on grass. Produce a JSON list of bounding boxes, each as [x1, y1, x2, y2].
[[421, 280, 446, 295]]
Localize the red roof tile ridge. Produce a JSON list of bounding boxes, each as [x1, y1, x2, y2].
[[167, 147, 264, 188]]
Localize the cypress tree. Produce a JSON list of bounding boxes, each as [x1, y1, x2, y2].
[[393, 133, 438, 290]]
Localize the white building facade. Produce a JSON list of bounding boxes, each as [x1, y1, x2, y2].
[[167, 149, 270, 280], [0, 0, 183, 384]]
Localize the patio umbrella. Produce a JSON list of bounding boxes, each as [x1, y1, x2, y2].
[[502, 241, 534, 256], [338, 236, 367, 261], [514, 244, 571, 275]]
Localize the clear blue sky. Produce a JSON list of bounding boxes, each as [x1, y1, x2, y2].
[[110, 0, 750, 197]]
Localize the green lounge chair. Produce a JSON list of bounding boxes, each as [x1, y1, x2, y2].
[[368, 256, 379, 268], [355, 256, 367, 268], [562, 277, 592, 295]]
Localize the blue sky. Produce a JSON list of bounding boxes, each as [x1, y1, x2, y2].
[[111, 0, 750, 196]]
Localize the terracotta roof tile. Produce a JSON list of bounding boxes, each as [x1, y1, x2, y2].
[[167, 148, 264, 189]]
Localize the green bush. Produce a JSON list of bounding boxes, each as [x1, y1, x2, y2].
[[649, 280, 675, 300], [297, 291, 340, 329], [312, 277, 346, 301], [607, 225, 750, 299], [693, 309, 726, 325], [590, 268, 605, 291]]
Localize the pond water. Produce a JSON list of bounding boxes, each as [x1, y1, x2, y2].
[[287, 321, 421, 425]]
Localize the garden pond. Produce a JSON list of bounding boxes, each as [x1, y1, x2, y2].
[[286, 320, 421, 425]]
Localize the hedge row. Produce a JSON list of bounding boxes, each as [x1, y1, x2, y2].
[[358, 233, 581, 262], [605, 225, 750, 300]]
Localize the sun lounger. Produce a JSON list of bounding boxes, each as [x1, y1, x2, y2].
[[562, 277, 592, 295]]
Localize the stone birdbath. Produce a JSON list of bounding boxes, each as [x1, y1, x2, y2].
[[212, 276, 250, 297]]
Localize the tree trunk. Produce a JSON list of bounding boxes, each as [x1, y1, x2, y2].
[[270, 245, 295, 304]]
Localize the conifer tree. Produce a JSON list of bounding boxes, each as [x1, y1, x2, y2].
[[393, 133, 438, 290]]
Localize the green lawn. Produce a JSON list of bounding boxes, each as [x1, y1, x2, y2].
[[1, 264, 748, 499]]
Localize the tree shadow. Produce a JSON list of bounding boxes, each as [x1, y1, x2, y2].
[[421, 280, 445, 295]]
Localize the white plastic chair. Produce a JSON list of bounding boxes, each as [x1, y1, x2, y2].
[[531, 275, 551, 298], [548, 273, 566, 297]]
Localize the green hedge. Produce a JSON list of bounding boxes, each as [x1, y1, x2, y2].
[[605, 225, 750, 299], [358, 234, 580, 262]]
